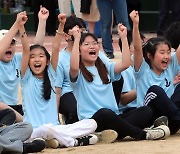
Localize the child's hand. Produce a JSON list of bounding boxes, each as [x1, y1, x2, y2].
[[71, 26, 81, 40], [117, 23, 127, 39], [129, 10, 139, 24], [173, 72, 180, 85], [16, 11, 28, 26], [38, 5, 49, 21], [58, 13, 66, 25]]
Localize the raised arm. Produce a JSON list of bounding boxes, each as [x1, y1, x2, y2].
[[51, 13, 66, 71], [130, 10, 143, 71], [34, 6, 49, 45], [19, 11, 30, 78], [114, 24, 130, 74], [70, 26, 81, 81], [0, 15, 21, 57]]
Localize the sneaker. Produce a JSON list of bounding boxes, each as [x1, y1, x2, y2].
[[95, 129, 118, 143], [145, 125, 170, 140], [45, 138, 59, 149], [74, 134, 98, 146], [106, 52, 115, 59], [153, 116, 168, 128], [23, 138, 46, 153]]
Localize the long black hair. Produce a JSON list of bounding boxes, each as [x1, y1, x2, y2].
[[30, 44, 52, 100], [79, 33, 110, 84]]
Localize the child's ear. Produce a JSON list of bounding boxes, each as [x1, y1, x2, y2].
[[147, 53, 152, 60], [47, 59, 50, 65]]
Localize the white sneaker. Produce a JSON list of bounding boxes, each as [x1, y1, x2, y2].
[[45, 139, 59, 149], [74, 134, 98, 146], [145, 125, 170, 140], [95, 129, 118, 143]]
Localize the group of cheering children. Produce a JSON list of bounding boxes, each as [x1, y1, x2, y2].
[[0, 6, 180, 154]]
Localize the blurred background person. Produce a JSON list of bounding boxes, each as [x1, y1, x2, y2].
[[96, 0, 130, 59], [157, 0, 180, 36], [58, 0, 81, 18], [80, 0, 100, 34]]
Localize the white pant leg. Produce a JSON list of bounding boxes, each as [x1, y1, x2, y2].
[[54, 119, 97, 138], [58, 0, 71, 16], [71, 0, 82, 18], [30, 125, 72, 146], [30, 119, 97, 147]]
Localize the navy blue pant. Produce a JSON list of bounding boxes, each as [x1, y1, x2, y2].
[[145, 85, 180, 134], [59, 77, 124, 124], [59, 92, 79, 124], [0, 109, 16, 126], [9, 105, 23, 116], [91, 106, 152, 140]]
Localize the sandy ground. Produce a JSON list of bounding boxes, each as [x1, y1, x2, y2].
[[40, 132, 180, 154], [17, 33, 180, 154]]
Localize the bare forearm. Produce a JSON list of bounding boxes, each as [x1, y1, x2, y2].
[[121, 90, 136, 105], [34, 19, 46, 45], [0, 22, 19, 55], [121, 37, 131, 69], [51, 23, 64, 70], [70, 38, 80, 79]]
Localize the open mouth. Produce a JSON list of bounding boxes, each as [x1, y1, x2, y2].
[[89, 51, 96, 55], [162, 59, 168, 64], [5, 51, 12, 58], [161, 59, 168, 67], [34, 63, 41, 69]]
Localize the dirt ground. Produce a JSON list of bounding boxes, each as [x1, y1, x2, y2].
[[39, 132, 180, 154], [17, 33, 180, 154]]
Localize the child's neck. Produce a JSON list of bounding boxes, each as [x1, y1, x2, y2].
[[34, 74, 44, 79], [66, 43, 73, 53], [66, 46, 72, 53]]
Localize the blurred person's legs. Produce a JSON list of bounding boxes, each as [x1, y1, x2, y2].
[[96, 0, 114, 57], [113, 0, 130, 30], [58, 0, 71, 16], [71, 0, 81, 17], [171, 0, 180, 23], [157, 0, 170, 36]]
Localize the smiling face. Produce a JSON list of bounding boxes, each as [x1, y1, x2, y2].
[[149, 43, 171, 75], [1, 41, 16, 62], [29, 47, 49, 79], [80, 35, 99, 66]]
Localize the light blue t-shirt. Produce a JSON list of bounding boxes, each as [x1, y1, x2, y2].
[[119, 66, 137, 112], [21, 64, 59, 128], [0, 53, 22, 105], [134, 54, 180, 107], [70, 62, 121, 120], [55, 48, 73, 96], [55, 48, 110, 96]]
